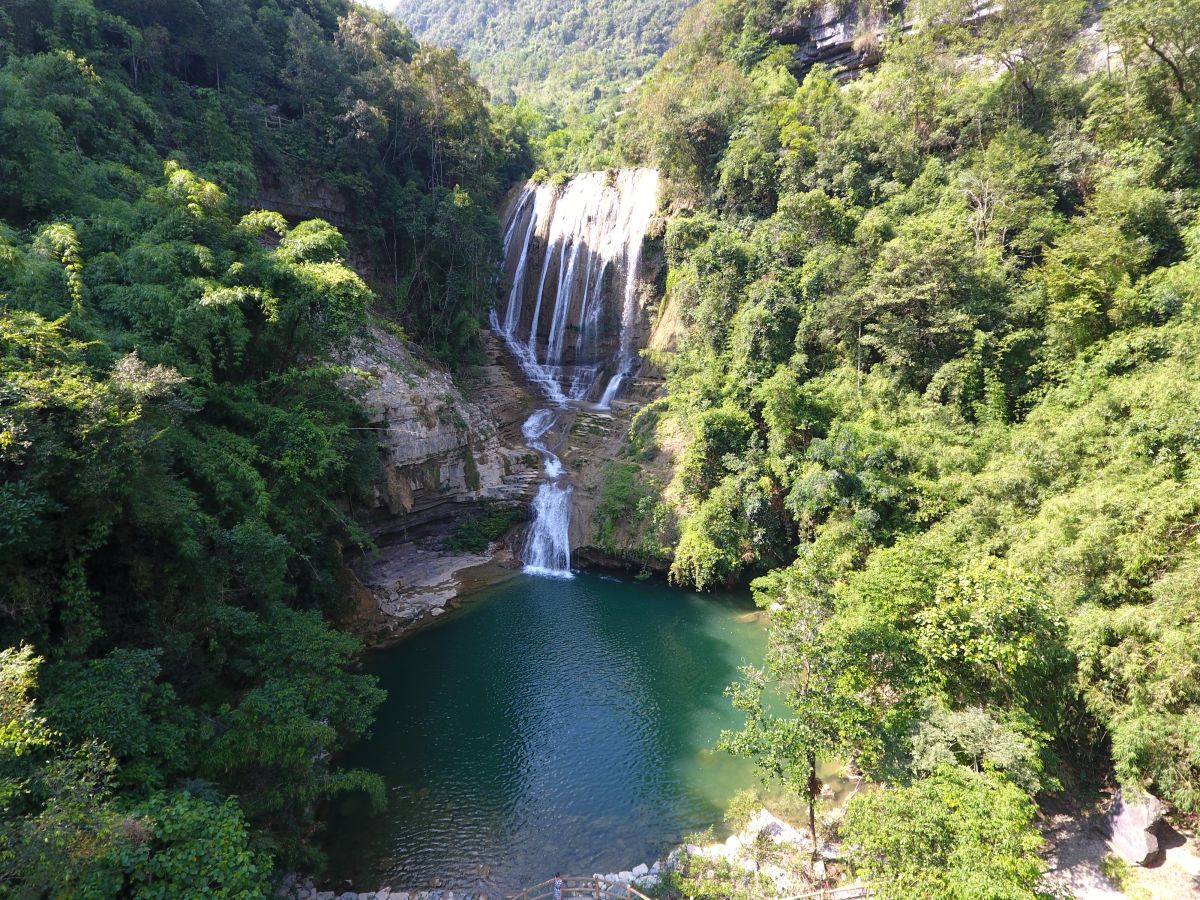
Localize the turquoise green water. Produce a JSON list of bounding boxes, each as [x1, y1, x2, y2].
[[322, 571, 767, 894]]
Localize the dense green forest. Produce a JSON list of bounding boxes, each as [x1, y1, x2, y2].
[[570, 0, 1200, 894], [0, 0, 527, 891], [5, 0, 1200, 894], [390, 0, 697, 110]]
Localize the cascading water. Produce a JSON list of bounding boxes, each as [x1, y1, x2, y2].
[[494, 169, 659, 576], [521, 409, 572, 576]]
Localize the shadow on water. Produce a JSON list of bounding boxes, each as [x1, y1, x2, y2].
[[321, 572, 766, 894]]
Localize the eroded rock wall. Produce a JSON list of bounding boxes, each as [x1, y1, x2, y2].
[[770, 1, 898, 82], [772, 1, 1113, 83], [350, 328, 536, 542], [341, 327, 539, 638]]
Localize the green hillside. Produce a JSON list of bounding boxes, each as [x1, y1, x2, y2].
[[390, 0, 699, 108], [567, 0, 1200, 893]]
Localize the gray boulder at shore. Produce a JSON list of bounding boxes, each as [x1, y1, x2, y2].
[[1105, 789, 1166, 866]]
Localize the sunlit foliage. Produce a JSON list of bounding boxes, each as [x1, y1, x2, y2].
[[601, 0, 1200, 884]]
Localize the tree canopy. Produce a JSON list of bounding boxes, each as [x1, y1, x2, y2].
[[391, 0, 698, 110], [0, 0, 527, 887], [573, 0, 1200, 888]]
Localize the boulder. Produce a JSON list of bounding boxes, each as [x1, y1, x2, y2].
[[617, 871, 634, 882], [748, 808, 807, 847], [631, 863, 649, 878], [1106, 789, 1166, 866], [763, 864, 788, 883]]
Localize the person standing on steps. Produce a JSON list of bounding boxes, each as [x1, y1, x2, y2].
[[553, 872, 563, 900]]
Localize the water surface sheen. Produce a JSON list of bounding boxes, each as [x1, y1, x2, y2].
[[324, 572, 766, 894]]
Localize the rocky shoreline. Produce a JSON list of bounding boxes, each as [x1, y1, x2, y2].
[[283, 808, 859, 900], [335, 325, 542, 640], [345, 542, 523, 646]]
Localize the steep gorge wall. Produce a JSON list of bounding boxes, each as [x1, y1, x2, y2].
[[340, 327, 541, 638], [350, 328, 537, 543]]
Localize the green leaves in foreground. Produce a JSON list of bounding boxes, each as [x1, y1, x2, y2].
[[0, 646, 270, 897], [0, 160, 387, 880], [843, 768, 1044, 900], [119, 793, 271, 899]]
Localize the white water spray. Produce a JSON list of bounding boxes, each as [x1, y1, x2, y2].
[[520, 409, 572, 576], [495, 170, 659, 576]]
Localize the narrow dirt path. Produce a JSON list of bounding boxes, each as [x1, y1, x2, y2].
[[1040, 803, 1200, 899]]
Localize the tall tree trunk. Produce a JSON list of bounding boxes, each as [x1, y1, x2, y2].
[[807, 752, 818, 852]]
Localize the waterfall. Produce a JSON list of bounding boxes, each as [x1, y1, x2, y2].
[[520, 409, 572, 576], [495, 169, 659, 576]]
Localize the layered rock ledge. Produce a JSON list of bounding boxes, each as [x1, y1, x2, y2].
[[340, 328, 538, 640]]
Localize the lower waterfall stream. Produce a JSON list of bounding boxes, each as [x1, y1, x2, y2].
[[520, 409, 573, 576]]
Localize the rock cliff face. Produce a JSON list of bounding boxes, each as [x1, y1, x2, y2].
[[772, 1, 1113, 83], [565, 378, 674, 574], [255, 173, 350, 227], [341, 327, 539, 638], [351, 328, 536, 539], [770, 1, 905, 81]]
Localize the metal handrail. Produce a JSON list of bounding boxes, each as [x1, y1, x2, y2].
[[507, 876, 654, 900], [779, 884, 873, 899], [510, 874, 872, 900]]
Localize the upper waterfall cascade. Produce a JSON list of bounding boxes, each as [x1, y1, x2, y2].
[[494, 169, 660, 408], [493, 169, 660, 576]]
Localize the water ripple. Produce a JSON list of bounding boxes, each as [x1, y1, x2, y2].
[[323, 573, 764, 894]]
